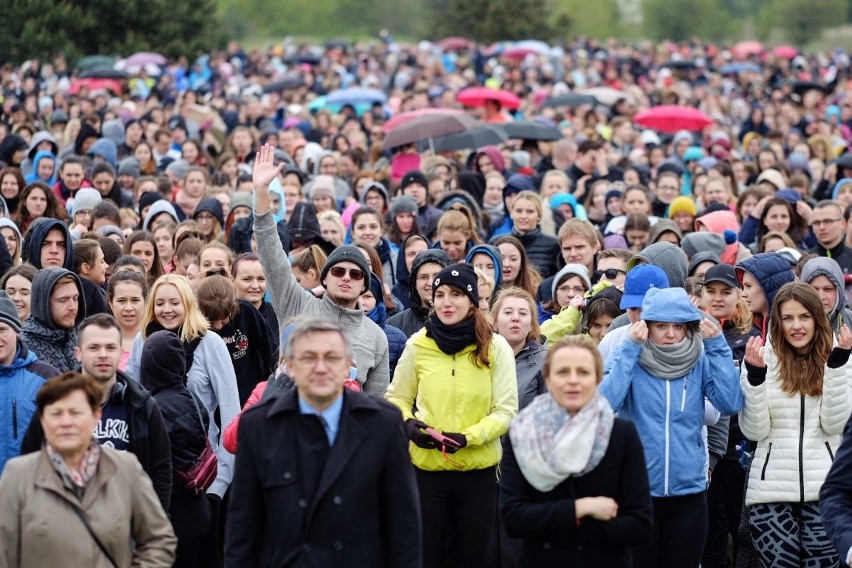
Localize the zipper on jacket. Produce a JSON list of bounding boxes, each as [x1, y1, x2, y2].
[[452, 354, 456, 376], [760, 442, 772, 480], [12, 399, 17, 439], [664, 381, 671, 496], [681, 379, 686, 412], [826, 441, 835, 461], [798, 395, 805, 503]]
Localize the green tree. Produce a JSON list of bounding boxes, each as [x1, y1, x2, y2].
[[756, 0, 845, 45], [427, 0, 553, 43], [551, 0, 622, 39], [0, 0, 226, 63], [642, 0, 739, 41]]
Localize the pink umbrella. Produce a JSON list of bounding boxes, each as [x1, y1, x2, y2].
[[69, 78, 124, 95], [457, 87, 521, 110], [732, 41, 764, 59], [633, 106, 713, 133], [125, 52, 167, 66], [438, 37, 473, 51], [501, 48, 538, 60], [773, 45, 798, 59], [382, 108, 464, 132]]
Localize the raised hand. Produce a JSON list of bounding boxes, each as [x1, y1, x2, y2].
[[629, 320, 648, 342], [744, 336, 765, 368], [252, 144, 285, 192], [699, 318, 721, 339], [837, 324, 852, 350]]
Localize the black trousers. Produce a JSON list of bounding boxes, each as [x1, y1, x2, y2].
[[416, 466, 498, 568], [634, 491, 708, 568], [170, 490, 211, 568], [703, 460, 748, 567]]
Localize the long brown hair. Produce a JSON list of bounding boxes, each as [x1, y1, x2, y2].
[[491, 235, 542, 298], [769, 282, 833, 396]]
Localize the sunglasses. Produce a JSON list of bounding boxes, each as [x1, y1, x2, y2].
[[595, 268, 627, 280], [328, 266, 365, 281]]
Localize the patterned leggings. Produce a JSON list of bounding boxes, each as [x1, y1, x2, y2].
[[748, 502, 840, 568]]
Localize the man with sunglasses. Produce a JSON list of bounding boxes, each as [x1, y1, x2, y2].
[[252, 144, 390, 395]]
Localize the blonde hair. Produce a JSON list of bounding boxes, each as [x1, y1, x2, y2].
[[436, 209, 480, 244], [490, 286, 542, 344], [142, 274, 209, 342], [511, 190, 543, 220]]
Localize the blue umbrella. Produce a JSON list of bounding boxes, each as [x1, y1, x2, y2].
[[325, 87, 387, 106], [719, 62, 762, 75]]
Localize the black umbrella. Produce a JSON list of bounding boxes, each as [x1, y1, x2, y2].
[[283, 53, 322, 65], [836, 153, 852, 170], [78, 66, 128, 79], [791, 80, 830, 95], [494, 120, 563, 141], [542, 93, 597, 108], [263, 77, 304, 93], [325, 39, 350, 50], [385, 113, 483, 149], [424, 125, 508, 152], [663, 60, 697, 71]]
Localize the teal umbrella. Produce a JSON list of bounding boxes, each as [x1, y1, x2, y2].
[[76, 55, 115, 70]]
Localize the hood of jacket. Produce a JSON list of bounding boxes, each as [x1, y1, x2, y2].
[[628, 241, 687, 288], [139, 330, 186, 394], [696, 209, 740, 265], [288, 201, 326, 246], [74, 123, 100, 156], [641, 287, 703, 323], [27, 131, 59, 160], [801, 256, 846, 323], [22, 218, 73, 270], [0, 218, 21, 261], [736, 252, 795, 313], [408, 249, 452, 315], [395, 234, 430, 287], [25, 150, 57, 185], [475, 146, 505, 174], [0, 134, 27, 166], [465, 244, 503, 288], [29, 267, 86, 329], [87, 137, 117, 168], [267, 178, 288, 222]]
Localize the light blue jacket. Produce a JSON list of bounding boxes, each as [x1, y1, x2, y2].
[[600, 288, 743, 497]]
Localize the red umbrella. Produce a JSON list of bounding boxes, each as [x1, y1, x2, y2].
[[773, 45, 798, 59], [456, 87, 520, 110], [382, 108, 464, 132], [501, 48, 538, 60], [633, 106, 713, 133], [732, 41, 764, 59], [438, 37, 473, 51], [69, 78, 124, 95]]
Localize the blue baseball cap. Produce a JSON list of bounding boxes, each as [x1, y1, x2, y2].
[[620, 265, 669, 309]]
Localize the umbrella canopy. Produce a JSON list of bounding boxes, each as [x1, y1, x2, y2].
[[383, 108, 465, 132], [542, 93, 598, 108], [385, 113, 483, 149], [578, 87, 633, 106], [78, 66, 129, 79], [326, 87, 387, 106], [426, 125, 508, 152], [501, 48, 539, 60], [116, 61, 162, 76], [773, 45, 798, 59], [125, 52, 167, 66], [791, 80, 830, 95], [438, 37, 473, 51], [456, 87, 520, 110], [494, 120, 563, 141], [633, 105, 713, 133], [719, 62, 762, 75], [263, 77, 304, 93], [732, 41, 764, 59], [69, 78, 123, 95], [514, 40, 551, 54], [76, 55, 115, 70]]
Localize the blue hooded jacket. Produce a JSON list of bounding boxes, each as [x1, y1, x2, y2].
[[601, 287, 743, 498], [735, 252, 796, 338], [24, 150, 57, 186], [0, 342, 59, 471]]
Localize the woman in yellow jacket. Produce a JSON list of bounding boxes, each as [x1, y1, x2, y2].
[[387, 262, 518, 568]]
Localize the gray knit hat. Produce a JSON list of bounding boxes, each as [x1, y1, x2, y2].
[[389, 195, 418, 218], [320, 245, 371, 286], [72, 188, 103, 216], [0, 291, 21, 333], [551, 263, 591, 300]]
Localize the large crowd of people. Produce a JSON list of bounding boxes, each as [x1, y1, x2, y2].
[[1, 34, 852, 567]]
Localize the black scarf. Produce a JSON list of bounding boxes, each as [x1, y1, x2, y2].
[[145, 321, 203, 372], [425, 314, 476, 356]]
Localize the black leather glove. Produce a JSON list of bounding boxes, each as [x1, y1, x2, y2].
[[441, 432, 467, 454], [404, 419, 439, 449]]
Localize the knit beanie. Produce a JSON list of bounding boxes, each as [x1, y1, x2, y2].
[[832, 178, 852, 200], [688, 251, 721, 276], [309, 175, 337, 200], [138, 191, 164, 212], [668, 196, 697, 218], [230, 191, 253, 213], [165, 159, 190, 180], [503, 174, 535, 200], [389, 195, 418, 218], [400, 170, 429, 191], [0, 291, 21, 332], [72, 188, 102, 216], [118, 157, 141, 178], [432, 263, 479, 307], [551, 263, 592, 300], [320, 245, 371, 284], [605, 189, 623, 205]]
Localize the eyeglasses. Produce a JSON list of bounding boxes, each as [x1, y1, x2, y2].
[[328, 266, 365, 281], [196, 213, 215, 222], [293, 354, 346, 367], [595, 268, 627, 280], [557, 285, 586, 296], [812, 218, 843, 228]]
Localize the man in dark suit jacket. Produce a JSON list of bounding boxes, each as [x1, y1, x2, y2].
[[225, 317, 421, 567], [821, 415, 852, 567]]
